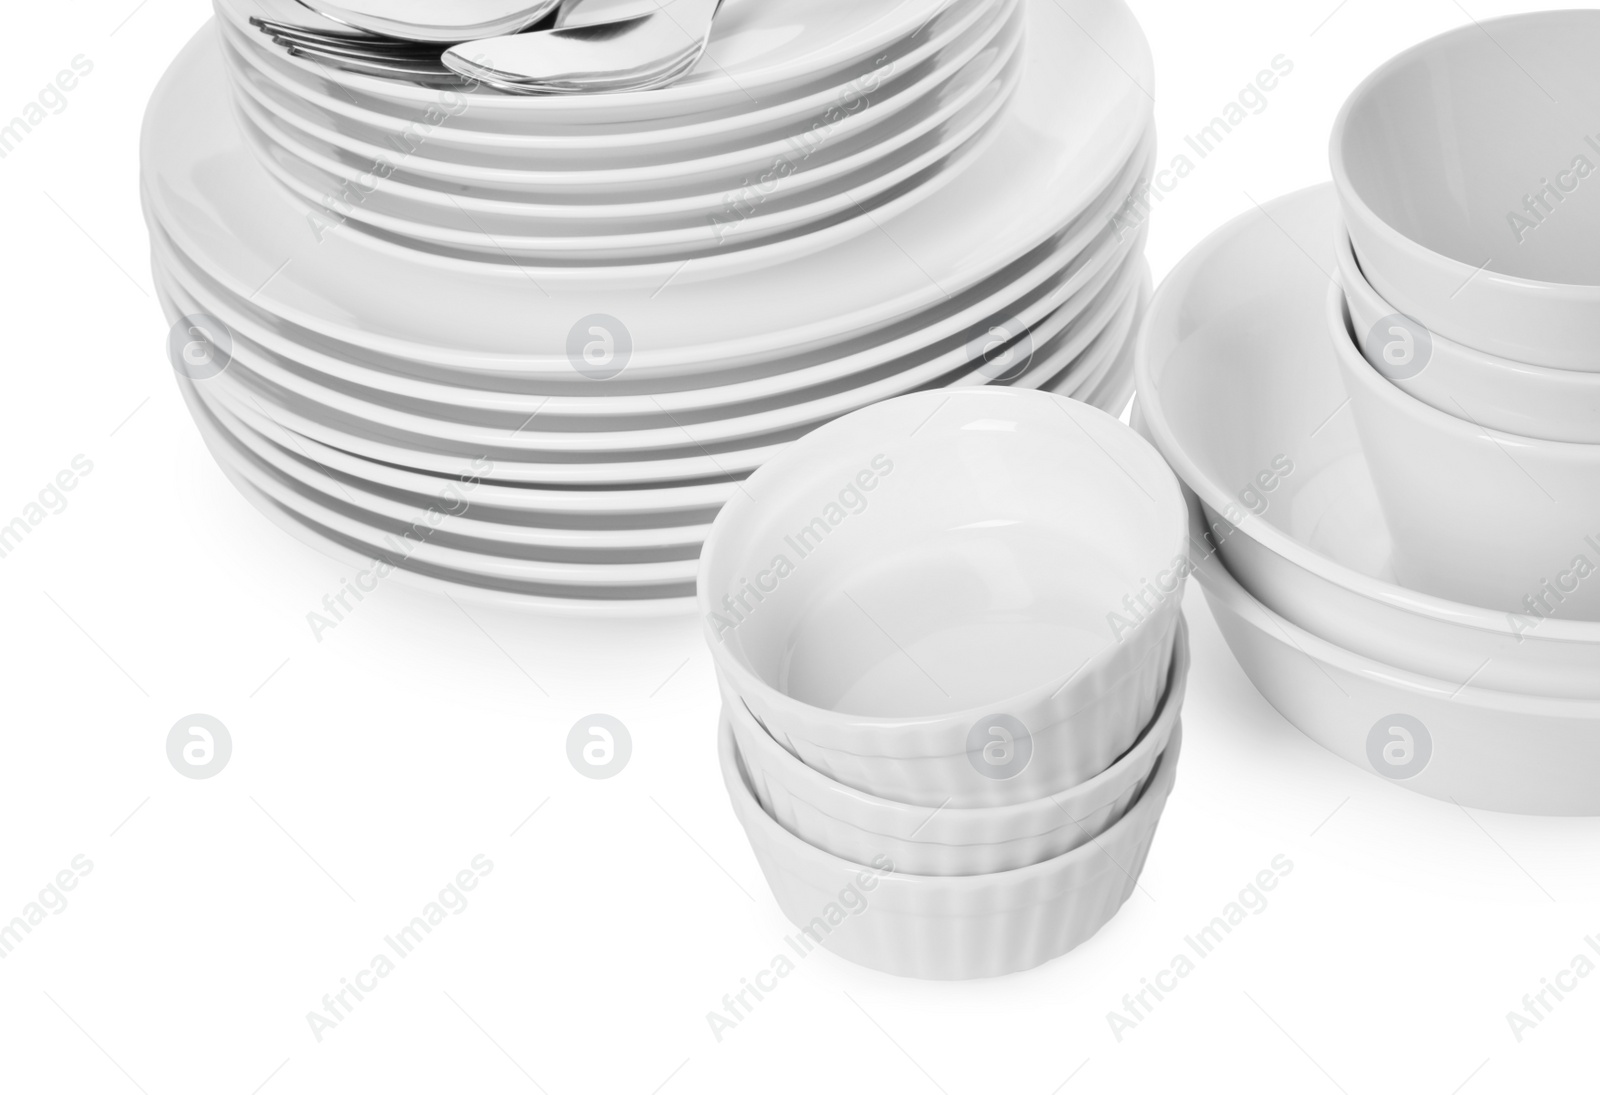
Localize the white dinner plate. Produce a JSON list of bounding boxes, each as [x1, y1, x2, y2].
[[216, 0, 968, 124], [142, 0, 1153, 369], [229, 16, 1022, 260], [151, 212, 1145, 453], [218, 0, 1006, 167], [143, 123, 1153, 406]]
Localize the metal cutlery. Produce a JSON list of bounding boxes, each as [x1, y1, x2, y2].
[[294, 0, 563, 43], [251, 0, 714, 90], [442, 0, 723, 94]]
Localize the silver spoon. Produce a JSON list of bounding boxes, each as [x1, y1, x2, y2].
[[552, 0, 667, 29], [441, 0, 722, 93], [296, 0, 563, 43]]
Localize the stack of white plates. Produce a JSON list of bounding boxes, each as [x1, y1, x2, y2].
[[143, 0, 1155, 608], [216, 0, 1028, 263]]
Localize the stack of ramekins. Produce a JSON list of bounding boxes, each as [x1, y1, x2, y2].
[[1135, 10, 1600, 817], [699, 387, 1190, 978]]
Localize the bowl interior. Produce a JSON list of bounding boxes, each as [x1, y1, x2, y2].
[[703, 389, 1183, 718], [1338, 10, 1600, 285], [1142, 185, 1402, 583]]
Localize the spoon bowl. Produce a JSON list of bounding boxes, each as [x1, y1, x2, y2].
[[444, 0, 723, 93]]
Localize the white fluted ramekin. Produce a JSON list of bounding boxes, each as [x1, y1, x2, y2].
[[699, 388, 1188, 808], [727, 619, 1186, 875], [720, 711, 1180, 979]]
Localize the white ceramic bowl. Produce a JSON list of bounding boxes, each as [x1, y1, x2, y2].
[[1327, 283, 1600, 618], [1331, 10, 1600, 371], [1335, 231, 1600, 444], [720, 708, 1180, 978], [1135, 183, 1600, 699], [727, 617, 1185, 875], [699, 387, 1187, 808], [1187, 491, 1600, 816]]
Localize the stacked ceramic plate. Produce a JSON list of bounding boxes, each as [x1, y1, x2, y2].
[[702, 389, 1189, 979], [143, 0, 1156, 608], [216, 0, 1027, 262], [1135, 15, 1600, 817]]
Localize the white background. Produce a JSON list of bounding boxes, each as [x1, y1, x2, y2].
[[3, 1, 1598, 1092]]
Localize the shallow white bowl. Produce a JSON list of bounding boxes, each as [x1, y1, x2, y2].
[[1335, 231, 1600, 444], [1328, 283, 1600, 618], [699, 387, 1187, 808], [1134, 184, 1600, 698], [1188, 491, 1600, 816], [1331, 10, 1600, 371], [726, 617, 1185, 875], [720, 708, 1180, 978]]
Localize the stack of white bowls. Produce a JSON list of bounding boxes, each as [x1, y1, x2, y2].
[[142, 0, 1158, 609], [1135, 12, 1600, 816], [701, 388, 1189, 978]]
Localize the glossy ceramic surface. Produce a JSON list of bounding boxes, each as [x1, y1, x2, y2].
[[726, 619, 1184, 874], [1328, 283, 1600, 619], [1335, 231, 1600, 444], [1189, 491, 1600, 816], [719, 709, 1180, 977], [700, 388, 1187, 807], [1134, 183, 1600, 699], [1331, 10, 1600, 371], [146, 3, 1154, 359]]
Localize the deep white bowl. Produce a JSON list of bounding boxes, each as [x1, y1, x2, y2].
[[1327, 283, 1600, 618], [699, 387, 1188, 807], [720, 709, 1180, 977], [1134, 183, 1600, 699], [727, 618, 1185, 875], [1335, 231, 1600, 444], [1331, 10, 1600, 371], [1187, 491, 1600, 816]]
